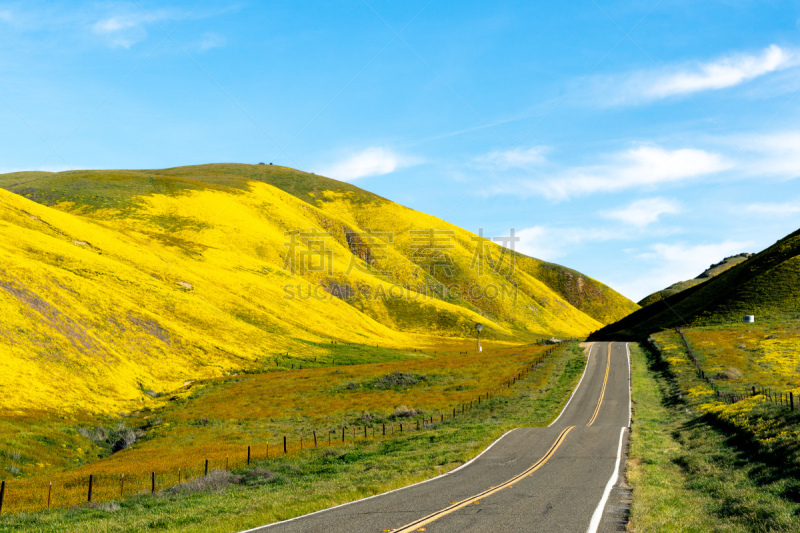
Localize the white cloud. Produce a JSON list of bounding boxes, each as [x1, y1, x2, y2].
[[199, 33, 226, 51], [92, 9, 183, 48], [474, 146, 548, 170], [744, 201, 800, 216], [601, 197, 681, 227], [515, 225, 621, 261], [728, 131, 800, 180], [501, 145, 730, 200], [601, 45, 800, 105], [612, 240, 752, 302], [93, 14, 151, 48], [321, 147, 418, 182]]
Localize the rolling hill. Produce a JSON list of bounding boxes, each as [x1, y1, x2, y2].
[[592, 228, 800, 340], [637, 253, 751, 307], [0, 163, 638, 413]]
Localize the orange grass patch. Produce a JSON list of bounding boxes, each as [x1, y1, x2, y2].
[[0, 342, 558, 513]]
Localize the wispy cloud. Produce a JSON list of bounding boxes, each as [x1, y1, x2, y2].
[[0, 9, 12, 23], [601, 197, 681, 227], [515, 225, 623, 261], [474, 146, 548, 170], [744, 200, 800, 216], [92, 10, 180, 48], [199, 32, 226, 51], [727, 131, 800, 180], [321, 147, 420, 181], [496, 145, 730, 200], [598, 45, 800, 105], [613, 239, 752, 302]]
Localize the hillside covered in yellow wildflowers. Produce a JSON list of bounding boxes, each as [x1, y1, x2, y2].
[[0, 164, 637, 413]]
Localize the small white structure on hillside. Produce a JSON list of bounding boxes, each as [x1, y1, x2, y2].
[[743, 315, 755, 323]]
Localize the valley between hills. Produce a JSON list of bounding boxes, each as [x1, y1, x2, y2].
[[0, 164, 799, 532]]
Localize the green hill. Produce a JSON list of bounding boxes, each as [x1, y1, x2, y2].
[[0, 163, 638, 413], [591, 229, 800, 340], [637, 253, 751, 307]]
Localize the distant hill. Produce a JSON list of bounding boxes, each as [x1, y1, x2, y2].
[[637, 253, 752, 307], [0, 164, 638, 412], [591, 228, 800, 340]]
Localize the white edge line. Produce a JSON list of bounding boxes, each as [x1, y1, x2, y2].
[[548, 342, 594, 427], [239, 427, 520, 532], [626, 342, 631, 428], [586, 426, 627, 533]]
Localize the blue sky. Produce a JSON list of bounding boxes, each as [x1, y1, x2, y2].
[[1, 0, 799, 302]]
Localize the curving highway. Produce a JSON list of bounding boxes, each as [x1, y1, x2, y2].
[[244, 342, 631, 533]]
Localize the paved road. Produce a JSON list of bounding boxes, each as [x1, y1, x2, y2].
[[245, 342, 631, 533]]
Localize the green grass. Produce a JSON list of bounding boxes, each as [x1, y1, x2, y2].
[[0, 343, 587, 532], [628, 342, 800, 532]]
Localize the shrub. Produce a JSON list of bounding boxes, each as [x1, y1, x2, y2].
[[77, 422, 144, 453], [370, 372, 426, 389], [168, 469, 241, 494], [393, 405, 418, 418]]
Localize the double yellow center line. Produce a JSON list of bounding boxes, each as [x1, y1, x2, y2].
[[390, 343, 615, 532], [586, 344, 611, 427], [391, 426, 574, 532]]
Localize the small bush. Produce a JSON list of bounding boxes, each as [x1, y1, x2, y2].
[[359, 411, 374, 422], [2, 449, 22, 462], [169, 469, 241, 495], [393, 405, 418, 418], [715, 367, 743, 380], [89, 501, 121, 512], [239, 468, 274, 486], [370, 372, 427, 390], [5, 465, 20, 475], [77, 422, 144, 453]]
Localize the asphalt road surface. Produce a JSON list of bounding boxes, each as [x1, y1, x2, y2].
[[245, 342, 631, 533]]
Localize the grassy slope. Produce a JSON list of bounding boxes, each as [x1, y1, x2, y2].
[[0, 164, 637, 414], [638, 254, 751, 307], [593, 229, 800, 340], [0, 343, 587, 532], [628, 342, 800, 532]]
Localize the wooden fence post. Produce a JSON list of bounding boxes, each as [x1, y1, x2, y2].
[[121, 473, 125, 496], [382, 423, 386, 436], [314, 430, 318, 447], [88, 474, 93, 503], [47, 480, 52, 508], [0, 479, 5, 514], [791, 392, 794, 411], [284, 436, 287, 454], [342, 427, 345, 443], [248, 445, 251, 466], [205, 459, 209, 476], [151, 472, 155, 494]]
